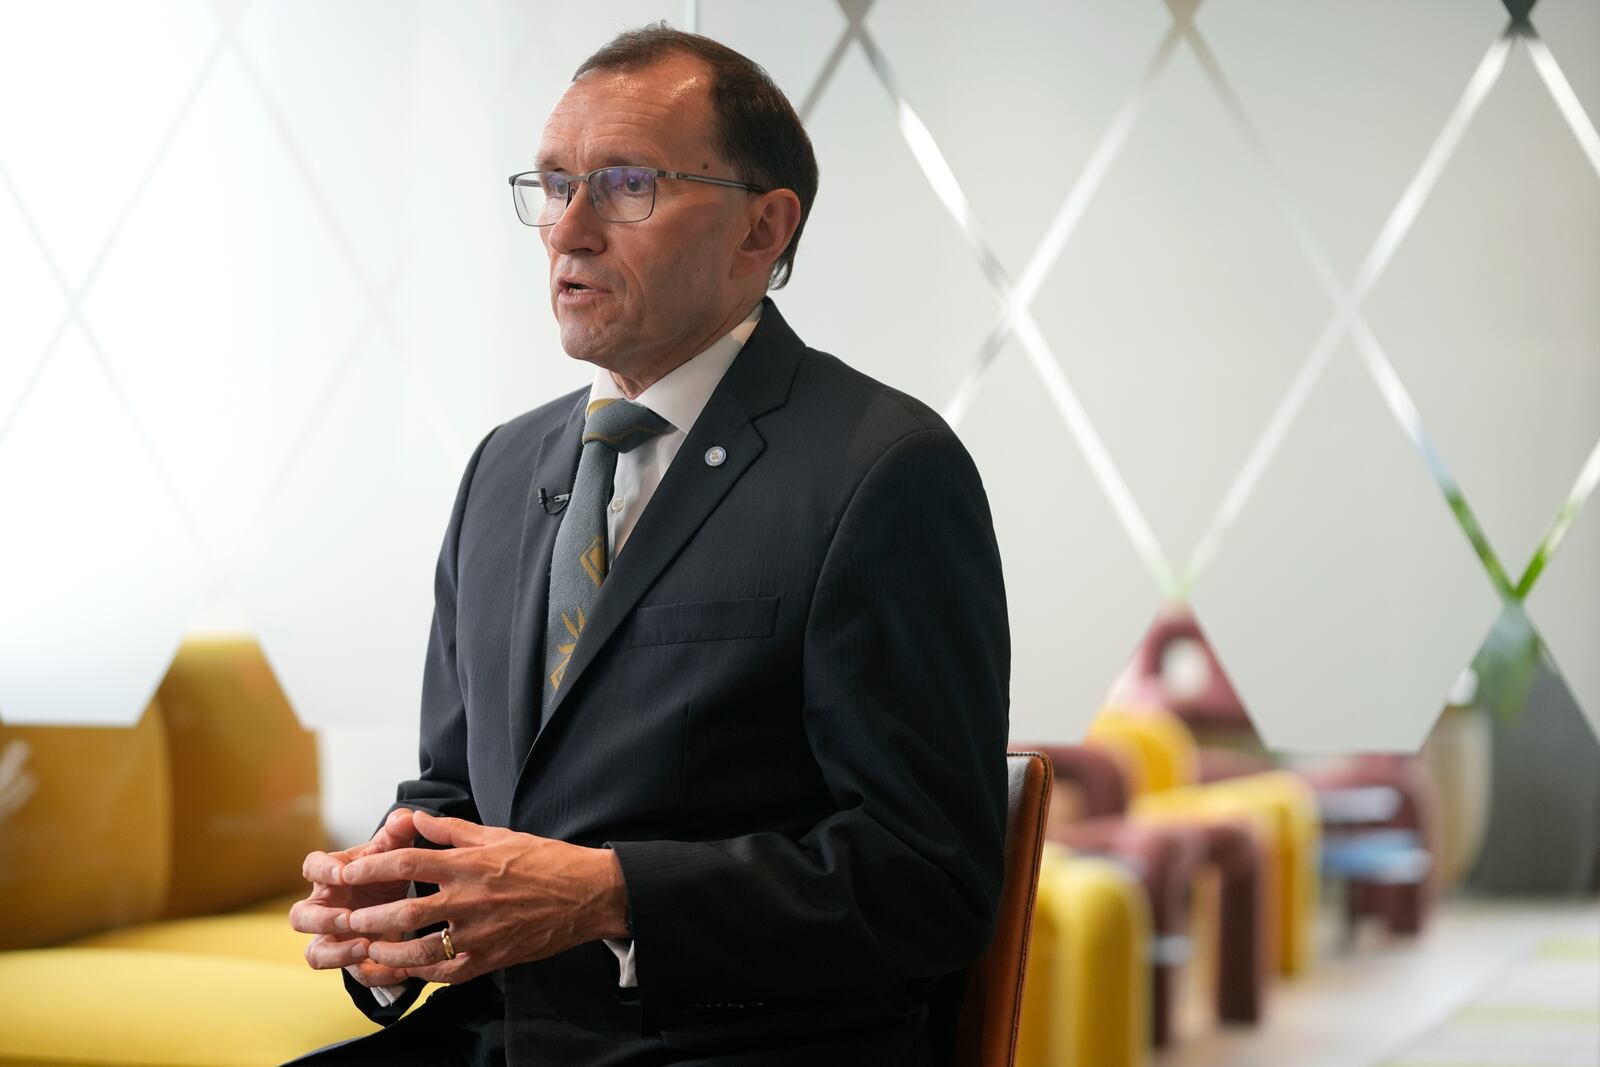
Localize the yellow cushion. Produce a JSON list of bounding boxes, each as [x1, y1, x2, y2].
[[0, 704, 172, 950], [1016, 847, 1150, 1067], [0, 948, 381, 1066], [67, 911, 311, 968], [1087, 705, 1199, 796], [156, 637, 326, 918]]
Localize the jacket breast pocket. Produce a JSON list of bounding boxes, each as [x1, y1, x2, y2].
[[628, 596, 780, 647]]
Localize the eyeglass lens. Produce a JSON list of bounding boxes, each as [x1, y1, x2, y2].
[[513, 167, 657, 226]]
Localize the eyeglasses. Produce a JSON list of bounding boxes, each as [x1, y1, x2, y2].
[[508, 166, 765, 226]]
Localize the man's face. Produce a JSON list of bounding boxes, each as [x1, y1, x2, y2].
[[536, 55, 752, 381]]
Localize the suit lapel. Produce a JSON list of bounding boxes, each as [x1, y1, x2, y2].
[[525, 300, 807, 762], [506, 393, 586, 770]]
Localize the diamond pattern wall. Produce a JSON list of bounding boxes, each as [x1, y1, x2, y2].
[[238, 333, 460, 730], [1032, 44, 1332, 572], [1198, 0, 1504, 279], [700, 0, 847, 105], [864, 0, 1170, 279], [234, 0, 440, 286], [1537, 0, 1600, 122], [962, 344, 1162, 742], [1, 3, 1596, 785], [1526, 493, 1600, 739], [778, 44, 996, 409], [0, 183, 65, 421], [1188, 343, 1501, 752], [1364, 45, 1600, 577], [0, 0, 216, 286], [0, 326, 203, 725], [84, 51, 365, 560]]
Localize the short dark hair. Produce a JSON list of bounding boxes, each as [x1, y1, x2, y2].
[[573, 24, 819, 290]]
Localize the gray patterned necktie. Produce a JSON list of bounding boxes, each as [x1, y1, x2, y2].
[[541, 396, 673, 722]]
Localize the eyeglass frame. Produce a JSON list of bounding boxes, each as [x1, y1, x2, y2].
[[508, 166, 767, 226]]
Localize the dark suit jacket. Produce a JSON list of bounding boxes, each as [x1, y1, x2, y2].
[[343, 300, 1010, 1064]]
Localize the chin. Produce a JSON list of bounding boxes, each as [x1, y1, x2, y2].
[[558, 326, 609, 365]]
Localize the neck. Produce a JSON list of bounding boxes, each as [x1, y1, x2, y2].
[[607, 296, 761, 398]]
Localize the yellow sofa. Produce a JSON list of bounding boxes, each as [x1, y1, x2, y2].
[[1087, 705, 1321, 980], [0, 638, 389, 1066], [1016, 845, 1151, 1067]]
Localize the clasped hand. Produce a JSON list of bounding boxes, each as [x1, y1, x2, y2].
[[290, 809, 628, 987]]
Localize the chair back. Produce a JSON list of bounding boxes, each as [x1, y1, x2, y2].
[[955, 751, 1053, 1066]]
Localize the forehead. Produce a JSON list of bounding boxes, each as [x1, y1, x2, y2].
[[538, 54, 718, 169]]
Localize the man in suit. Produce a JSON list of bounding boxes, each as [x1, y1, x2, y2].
[[289, 25, 1009, 1065]]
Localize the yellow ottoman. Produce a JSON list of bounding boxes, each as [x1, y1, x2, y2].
[[1135, 771, 1320, 978], [1017, 846, 1150, 1067]]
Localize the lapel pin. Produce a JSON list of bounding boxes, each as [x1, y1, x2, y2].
[[704, 445, 727, 467]]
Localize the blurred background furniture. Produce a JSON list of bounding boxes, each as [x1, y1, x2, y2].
[[0, 637, 394, 1066], [1113, 607, 1475, 938], [1029, 731, 1276, 1050], [1016, 845, 1151, 1067]]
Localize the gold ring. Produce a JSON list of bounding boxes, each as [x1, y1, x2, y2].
[[440, 926, 457, 961]]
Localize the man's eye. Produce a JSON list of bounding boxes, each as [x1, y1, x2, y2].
[[622, 175, 647, 194]]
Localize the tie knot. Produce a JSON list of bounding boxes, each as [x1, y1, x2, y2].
[[582, 397, 672, 455]]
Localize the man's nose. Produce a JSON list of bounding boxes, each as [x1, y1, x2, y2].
[[545, 181, 606, 256]]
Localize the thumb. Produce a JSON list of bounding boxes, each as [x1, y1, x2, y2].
[[412, 810, 488, 848]]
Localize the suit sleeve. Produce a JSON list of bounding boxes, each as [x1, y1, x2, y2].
[[611, 425, 1010, 1018], [340, 427, 497, 1023]]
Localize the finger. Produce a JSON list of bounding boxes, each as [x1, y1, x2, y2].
[[344, 959, 413, 987], [304, 933, 371, 970], [341, 847, 442, 886], [290, 898, 355, 936], [402, 955, 478, 986], [364, 929, 455, 970], [302, 850, 346, 886], [367, 808, 416, 853], [347, 894, 449, 936], [411, 810, 491, 848]]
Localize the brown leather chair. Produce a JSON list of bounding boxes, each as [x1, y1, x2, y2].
[[955, 751, 1053, 1067]]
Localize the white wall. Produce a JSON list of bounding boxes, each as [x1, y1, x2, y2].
[[0, 1, 1596, 845]]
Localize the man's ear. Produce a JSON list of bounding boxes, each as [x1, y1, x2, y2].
[[731, 189, 802, 281]]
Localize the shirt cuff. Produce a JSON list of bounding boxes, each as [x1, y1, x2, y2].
[[347, 963, 408, 1006], [603, 937, 638, 988]]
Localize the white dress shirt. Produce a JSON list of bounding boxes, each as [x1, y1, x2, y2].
[[366, 301, 762, 1004], [588, 302, 762, 565]]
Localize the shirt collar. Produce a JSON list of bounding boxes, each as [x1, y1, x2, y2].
[[588, 302, 763, 436]]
